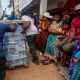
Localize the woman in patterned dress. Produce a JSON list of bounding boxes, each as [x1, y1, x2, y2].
[[69, 51, 80, 80], [41, 13, 64, 65], [69, 40, 80, 80]]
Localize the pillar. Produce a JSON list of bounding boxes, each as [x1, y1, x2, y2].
[[40, 0, 48, 16], [0, 0, 3, 17]]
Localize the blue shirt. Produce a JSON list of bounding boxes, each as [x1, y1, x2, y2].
[[7, 15, 18, 20], [0, 23, 13, 58], [34, 16, 39, 27]]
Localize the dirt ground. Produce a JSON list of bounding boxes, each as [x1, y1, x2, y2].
[[6, 61, 66, 80], [6, 50, 66, 80]]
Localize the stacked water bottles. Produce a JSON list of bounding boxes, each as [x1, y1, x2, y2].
[[3, 24, 28, 67]]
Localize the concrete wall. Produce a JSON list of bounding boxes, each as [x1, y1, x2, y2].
[[19, 0, 33, 11], [47, 0, 57, 10], [47, 0, 68, 10], [0, 0, 1, 8], [14, 0, 19, 15], [39, 0, 67, 16]]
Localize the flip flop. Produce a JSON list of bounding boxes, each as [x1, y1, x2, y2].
[[42, 61, 51, 65]]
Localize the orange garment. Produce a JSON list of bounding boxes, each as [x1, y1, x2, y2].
[[38, 20, 51, 30], [36, 20, 51, 53]]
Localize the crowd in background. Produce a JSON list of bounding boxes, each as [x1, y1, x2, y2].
[[0, 4, 80, 80], [36, 4, 80, 80]]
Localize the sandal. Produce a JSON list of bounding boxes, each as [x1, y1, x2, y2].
[[42, 61, 51, 65], [40, 60, 47, 63]]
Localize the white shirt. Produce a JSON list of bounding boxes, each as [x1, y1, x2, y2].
[[21, 15, 38, 36], [3, 17, 7, 21]]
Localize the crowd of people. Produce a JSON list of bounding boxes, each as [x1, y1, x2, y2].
[[36, 4, 80, 80], [0, 3, 80, 80]]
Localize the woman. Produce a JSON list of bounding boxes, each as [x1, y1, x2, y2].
[[57, 5, 80, 66], [36, 12, 52, 55], [41, 13, 63, 65], [70, 62, 80, 80], [58, 4, 80, 55], [69, 40, 80, 80], [54, 20, 71, 64], [69, 51, 80, 80]]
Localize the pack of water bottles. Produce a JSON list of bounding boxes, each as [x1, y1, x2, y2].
[[3, 24, 28, 67]]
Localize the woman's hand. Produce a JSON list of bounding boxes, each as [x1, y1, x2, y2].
[[48, 28, 53, 32]]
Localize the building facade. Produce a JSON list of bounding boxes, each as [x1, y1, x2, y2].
[[0, 0, 3, 17], [14, 0, 19, 15], [19, 0, 40, 15], [19, 0, 33, 11], [18, 0, 68, 16], [18, 0, 80, 16]]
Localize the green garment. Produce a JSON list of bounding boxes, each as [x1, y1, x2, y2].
[[26, 35, 38, 60]]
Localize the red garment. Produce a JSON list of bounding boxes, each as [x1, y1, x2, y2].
[[71, 17, 80, 36], [36, 31, 49, 53], [36, 20, 51, 54], [62, 54, 67, 66]]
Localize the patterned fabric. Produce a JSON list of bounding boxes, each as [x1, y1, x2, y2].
[[51, 21, 64, 34], [45, 34, 57, 58], [45, 21, 63, 59], [69, 61, 80, 80], [69, 40, 80, 79]]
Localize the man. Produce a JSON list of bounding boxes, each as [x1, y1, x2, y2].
[[33, 13, 39, 27], [21, 12, 39, 65], [0, 22, 16, 80], [7, 12, 18, 20]]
